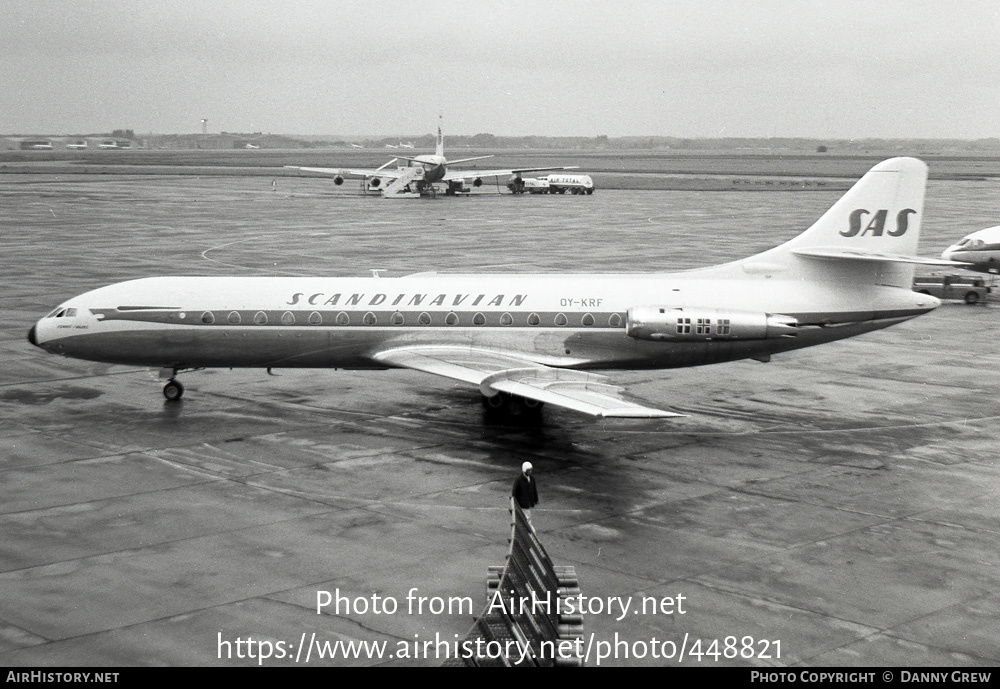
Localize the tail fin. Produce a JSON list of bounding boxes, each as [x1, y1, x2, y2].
[[436, 116, 444, 157], [700, 157, 931, 288]]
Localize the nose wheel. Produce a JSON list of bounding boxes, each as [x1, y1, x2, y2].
[[163, 379, 185, 401]]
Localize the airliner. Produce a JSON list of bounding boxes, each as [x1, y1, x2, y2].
[[28, 158, 946, 419], [941, 225, 1000, 274], [287, 118, 577, 198]]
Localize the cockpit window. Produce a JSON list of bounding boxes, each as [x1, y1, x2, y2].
[[47, 307, 76, 318]]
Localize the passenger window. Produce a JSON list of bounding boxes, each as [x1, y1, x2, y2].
[[363, 311, 377, 325], [500, 312, 513, 326], [201, 311, 215, 324], [418, 312, 432, 325], [281, 311, 295, 325], [676, 317, 691, 334], [446, 312, 459, 325], [336, 311, 350, 325], [309, 311, 323, 325], [608, 313, 622, 327], [554, 313, 568, 326], [390, 311, 404, 325], [581, 313, 595, 326], [527, 313, 540, 326], [254, 311, 268, 325], [228, 311, 241, 324], [473, 312, 486, 325]]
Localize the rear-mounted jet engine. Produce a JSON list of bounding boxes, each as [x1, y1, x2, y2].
[[626, 306, 798, 341]]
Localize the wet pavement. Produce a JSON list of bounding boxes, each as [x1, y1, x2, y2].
[[1, 172, 998, 666]]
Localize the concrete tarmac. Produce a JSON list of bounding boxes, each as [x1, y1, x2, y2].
[[1, 173, 998, 666]]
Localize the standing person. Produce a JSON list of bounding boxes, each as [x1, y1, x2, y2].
[[511, 461, 539, 527]]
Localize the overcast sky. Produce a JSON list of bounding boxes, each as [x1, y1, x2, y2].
[[2, 0, 999, 138]]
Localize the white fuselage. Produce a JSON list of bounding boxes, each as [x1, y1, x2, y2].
[[29, 271, 934, 372], [406, 155, 447, 184], [941, 226, 1000, 274]]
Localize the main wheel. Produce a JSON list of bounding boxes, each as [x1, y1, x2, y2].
[[482, 393, 505, 409], [163, 379, 185, 401]]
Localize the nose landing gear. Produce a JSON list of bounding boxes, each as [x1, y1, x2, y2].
[[159, 366, 198, 401], [163, 379, 185, 401]]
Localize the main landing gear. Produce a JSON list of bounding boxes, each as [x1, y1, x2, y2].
[[481, 391, 545, 416]]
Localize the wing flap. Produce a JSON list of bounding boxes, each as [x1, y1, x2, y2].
[[373, 346, 681, 419]]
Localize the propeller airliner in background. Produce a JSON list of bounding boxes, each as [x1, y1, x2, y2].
[[286, 118, 578, 198]]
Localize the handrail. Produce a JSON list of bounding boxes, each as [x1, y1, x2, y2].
[[443, 497, 584, 666]]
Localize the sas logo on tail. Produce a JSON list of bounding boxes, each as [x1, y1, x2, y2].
[[841, 208, 917, 237]]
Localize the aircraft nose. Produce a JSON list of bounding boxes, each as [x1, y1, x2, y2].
[[27, 324, 38, 347]]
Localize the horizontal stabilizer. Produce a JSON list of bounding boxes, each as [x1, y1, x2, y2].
[[792, 246, 964, 267]]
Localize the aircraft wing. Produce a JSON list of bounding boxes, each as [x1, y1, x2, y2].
[[372, 346, 682, 419], [284, 164, 404, 179], [442, 166, 580, 182]]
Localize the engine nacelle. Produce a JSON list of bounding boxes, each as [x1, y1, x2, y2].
[[626, 306, 797, 341], [333, 175, 344, 185]]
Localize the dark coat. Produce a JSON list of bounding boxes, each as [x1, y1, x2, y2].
[[511, 473, 538, 509]]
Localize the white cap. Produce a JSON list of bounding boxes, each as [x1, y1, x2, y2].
[[522, 461, 533, 473]]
